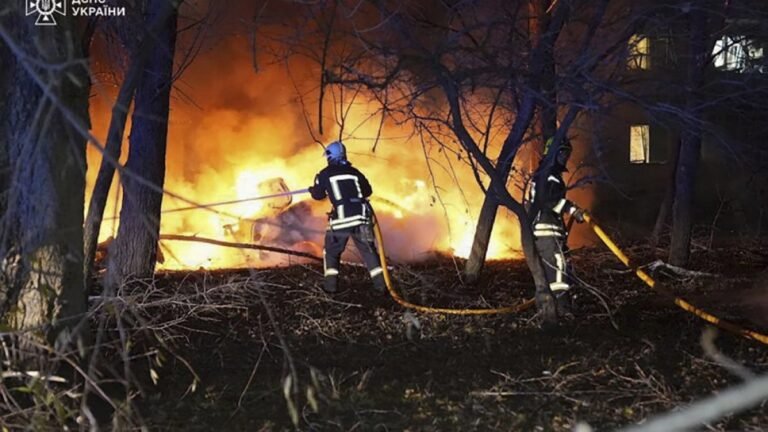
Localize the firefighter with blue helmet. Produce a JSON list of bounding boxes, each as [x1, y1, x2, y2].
[[309, 141, 386, 294], [528, 136, 585, 317]]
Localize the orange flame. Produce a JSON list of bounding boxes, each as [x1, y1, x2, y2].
[[85, 40, 592, 270]]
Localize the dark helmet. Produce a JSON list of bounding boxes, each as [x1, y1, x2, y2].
[[544, 136, 572, 168]]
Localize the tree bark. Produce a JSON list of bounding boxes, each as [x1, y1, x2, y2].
[[83, 6, 178, 282], [464, 0, 564, 283], [107, 0, 180, 286], [0, 38, 9, 230], [669, 4, 720, 266], [464, 197, 500, 282], [651, 139, 681, 247], [464, 99, 535, 284], [533, 0, 557, 145], [440, 73, 555, 322], [0, 9, 90, 345], [669, 131, 702, 266]]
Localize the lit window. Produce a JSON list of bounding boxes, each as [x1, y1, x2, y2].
[[713, 35, 765, 73], [628, 35, 651, 70], [630, 125, 650, 164]]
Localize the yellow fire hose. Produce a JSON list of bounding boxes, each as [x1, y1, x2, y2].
[[372, 214, 536, 315], [371, 208, 768, 345], [582, 212, 768, 345]]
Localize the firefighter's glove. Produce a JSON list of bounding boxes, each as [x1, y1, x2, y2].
[[572, 208, 586, 223]]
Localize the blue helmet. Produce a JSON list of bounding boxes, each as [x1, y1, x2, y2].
[[323, 141, 347, 163]]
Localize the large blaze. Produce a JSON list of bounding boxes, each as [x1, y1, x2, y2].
[[86, 38, 591, 270]]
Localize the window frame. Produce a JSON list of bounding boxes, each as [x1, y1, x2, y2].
[[629, 124, 651, 164], [713, 34, 766, 73], [627, 34, 651, 70]]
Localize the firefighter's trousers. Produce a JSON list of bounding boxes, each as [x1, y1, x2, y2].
[[534, 233, 572, 308], [323, 223, 385, 293]]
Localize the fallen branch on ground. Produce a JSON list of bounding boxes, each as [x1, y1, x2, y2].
[[603, 260, 718, 279], [646, 259, 718, 279]]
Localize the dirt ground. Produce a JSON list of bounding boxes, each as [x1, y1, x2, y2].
[[130, 243, 768, 431]]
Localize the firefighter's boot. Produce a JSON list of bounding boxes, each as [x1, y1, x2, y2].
[[372, 273, 386, 294], [535, 290, 558, 328], [554, 290, 573, 319], [323, 275, 338, 294]]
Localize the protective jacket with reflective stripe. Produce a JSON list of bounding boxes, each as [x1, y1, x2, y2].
[[528, 165, 576, 237], [309, 162, 373, 229]]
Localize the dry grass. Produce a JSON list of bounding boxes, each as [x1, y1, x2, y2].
[[2, 243, 768, 430]]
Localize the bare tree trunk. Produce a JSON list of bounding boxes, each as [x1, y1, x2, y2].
[[0, 29, 12, 312], [464, 0, 563, 284], [465, 196, 500, 283], [0, 9, 90, 345], [464, 97, 536, 284], [534, 0, 557, 144], [83, 73, 138, 282], [495, 185, 556, 324], [669, 4, 720, 266], [669, 130, 702, 266], [519, 221, 554, 320], [107, 0, 180, 286], [83, 9, 177, 282], [650, 139, 681, 247], [0, 40, 9, 231], [441, 74, 556, 322]]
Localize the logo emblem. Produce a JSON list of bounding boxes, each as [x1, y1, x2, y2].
[[26, 0, 66, 26]]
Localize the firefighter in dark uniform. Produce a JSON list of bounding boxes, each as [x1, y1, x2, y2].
[[309, 141, 386, 294], [528, 137, 585, 316]]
